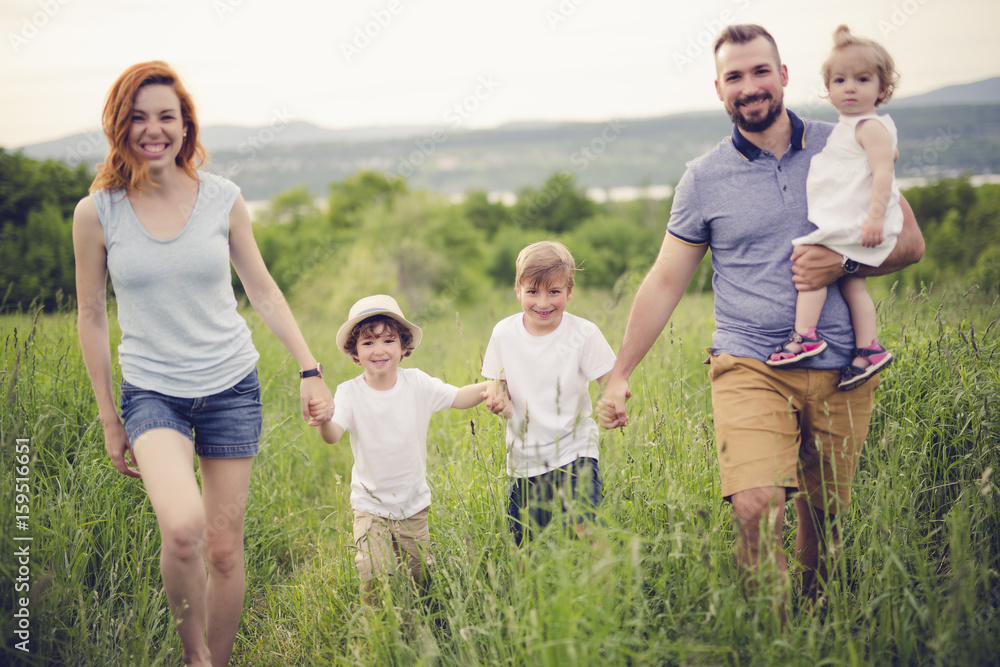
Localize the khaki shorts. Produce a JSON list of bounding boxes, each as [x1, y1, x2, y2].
[[709, 354, 877, 515], [353, 507, 435, 586]]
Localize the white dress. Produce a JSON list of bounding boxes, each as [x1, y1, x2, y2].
[[793, 113, 903, 267]]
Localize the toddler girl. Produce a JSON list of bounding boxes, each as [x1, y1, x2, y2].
[[767, 24, 902, 390]]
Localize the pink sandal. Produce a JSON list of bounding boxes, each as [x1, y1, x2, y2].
[[837, 342, 893, 390], [766, 328, 828, 366]]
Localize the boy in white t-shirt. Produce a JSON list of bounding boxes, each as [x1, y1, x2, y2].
[[481, 241, 617, 546], [309, 295, 505, 603]]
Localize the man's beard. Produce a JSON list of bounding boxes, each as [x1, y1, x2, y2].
[[727, 93, 784, 133]]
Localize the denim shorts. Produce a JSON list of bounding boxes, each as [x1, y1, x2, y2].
[[508, 456, 603, 547], [120, 368, 263, 458]]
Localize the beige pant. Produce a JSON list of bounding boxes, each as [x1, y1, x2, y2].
[[709, 354, 878, 515], [352, 507, 434, 592]]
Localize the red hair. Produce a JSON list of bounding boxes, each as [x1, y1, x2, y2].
[[90, 61, 207, 194]]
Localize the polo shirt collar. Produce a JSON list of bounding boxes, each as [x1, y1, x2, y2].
[[731, 109, 806, 161]]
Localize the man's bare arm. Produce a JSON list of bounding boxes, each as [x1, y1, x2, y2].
[[791, 194, 925, 291], [599, 237, 707, 428]]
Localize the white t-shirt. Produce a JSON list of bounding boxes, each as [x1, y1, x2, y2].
[[332, 367, 459, 519], [481, 312, 616, 478]]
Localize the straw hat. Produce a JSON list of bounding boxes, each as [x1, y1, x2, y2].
[[335, 295, 423, 356]]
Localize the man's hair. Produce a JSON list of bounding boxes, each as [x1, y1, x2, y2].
[[713, 24, 781, 68], [344, 315, 415, 363], [515, 240, 578, 290], [821, 25, 899, 106]]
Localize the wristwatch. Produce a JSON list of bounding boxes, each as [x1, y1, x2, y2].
[[299, 363, 323, 379], [841, 256, 860, 275]]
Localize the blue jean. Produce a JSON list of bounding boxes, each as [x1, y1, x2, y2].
[[120, 368, 262, 458], [508, 456, 602, 546]]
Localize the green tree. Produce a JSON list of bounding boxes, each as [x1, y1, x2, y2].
[[510, 172, 594, 233], [249, 173, 406, 297], [0, 149, 90, 311], [461, 189, 509, 238], [564, 214, 661, 288], [897, 178, 1000, 289], [971, 247, 1000, 295], [328, 170, 406, 230], [965, 185, 1000, 257], [487, 226, 538, 286], [259, 185, 319, 227], [927, 210, 964, 280]]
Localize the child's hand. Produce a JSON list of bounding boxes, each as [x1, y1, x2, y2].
[[861, 215, 885, 248], [307, 398, 334, 426], [482, 382, 503, 415], [483, 377, 512, 419], [598, 379, 631, 429]]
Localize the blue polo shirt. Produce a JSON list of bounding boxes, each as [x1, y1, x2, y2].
[[667, 110, 854, 368]]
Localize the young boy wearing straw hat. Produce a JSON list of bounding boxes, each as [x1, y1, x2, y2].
[[309, 294, 505, 603]]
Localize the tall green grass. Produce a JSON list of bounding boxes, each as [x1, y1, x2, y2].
[[2, 282, 998, 666]]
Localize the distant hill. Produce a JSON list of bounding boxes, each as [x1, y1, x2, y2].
[[15, 121, 450, 164], [200, 121, 456, 149], [11, 77, 1000, 201], [892, 76, 1000, 108]]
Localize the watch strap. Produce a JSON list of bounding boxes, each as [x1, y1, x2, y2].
[[299, 364, 323, 379]]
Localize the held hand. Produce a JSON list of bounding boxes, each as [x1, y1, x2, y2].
[[790, 245, 844, 291], [861, 216, 885, 248], [498, 377, 512, 418], [483, 378, 512, 418], [301, 377, 334, 426], [105, 420, 141, 478], [307, 397, 334, 424], [481, 387, 500, 414], [598, 379, 631, 429]]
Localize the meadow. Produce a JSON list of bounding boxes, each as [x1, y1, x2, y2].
[[1, 278, 998, 666]]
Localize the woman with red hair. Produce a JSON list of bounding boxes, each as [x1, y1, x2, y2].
[[73, 61, 330, 666]]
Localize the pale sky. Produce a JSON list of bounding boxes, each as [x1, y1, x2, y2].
[[2, 0, 998, 148]]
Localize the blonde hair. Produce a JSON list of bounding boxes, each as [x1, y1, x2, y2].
[[821, 25, 899, 106], [515, 240, 578, 290]]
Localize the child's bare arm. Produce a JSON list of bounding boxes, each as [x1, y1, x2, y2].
[[857, 119, 896, 248], [308, 398, 345, 443], [317, 419, 345, 444], [452, 380, 490, 410], [595, 372, 610, 389]]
